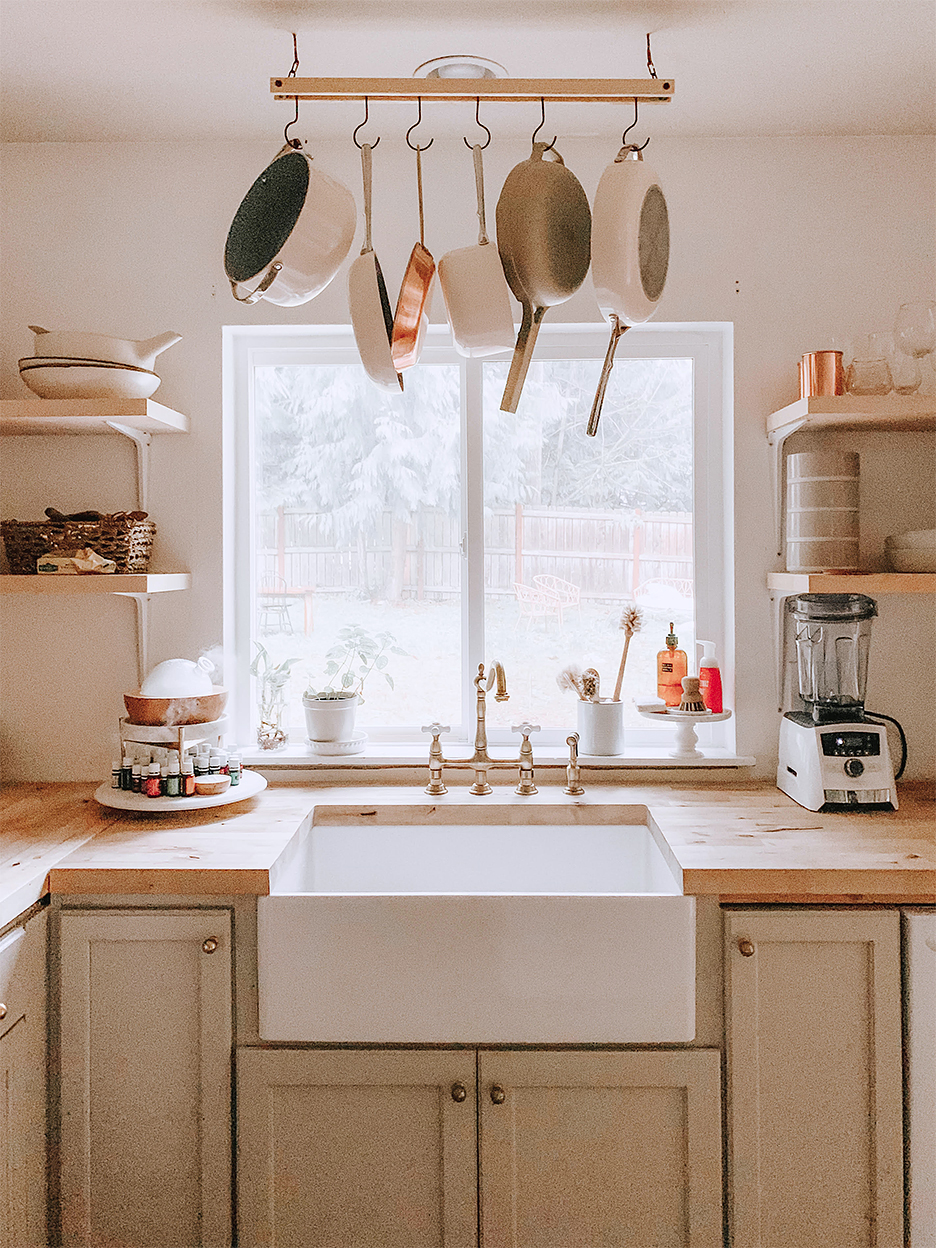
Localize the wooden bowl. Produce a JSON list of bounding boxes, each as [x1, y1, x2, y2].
[[194, 775, 231, 797], [123, 687, 228, 726]]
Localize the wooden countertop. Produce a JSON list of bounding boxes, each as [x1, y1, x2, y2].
[[2, 779, 934, 926]]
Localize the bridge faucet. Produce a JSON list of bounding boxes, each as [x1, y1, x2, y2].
[[467, 661, 509, 794]]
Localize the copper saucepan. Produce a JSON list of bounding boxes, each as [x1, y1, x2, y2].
[[392, 144, 436, 371], [496, 141, 592, 413]]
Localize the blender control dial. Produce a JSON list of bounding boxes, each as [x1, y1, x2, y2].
[[844, 758, 865, 778]]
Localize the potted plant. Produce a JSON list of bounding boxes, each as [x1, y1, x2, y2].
[[251, 642, 302, 750], [302, 626, 407, 743]]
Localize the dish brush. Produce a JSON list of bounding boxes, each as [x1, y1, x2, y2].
[[582, 668, 601, 701], [677, 676, 707, 713], [613, 604, 643, 702]]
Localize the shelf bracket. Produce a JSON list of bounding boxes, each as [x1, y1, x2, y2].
[[114, 592, 151, 687], [767, 426, 794, 561], [106, 422, 152, 511]]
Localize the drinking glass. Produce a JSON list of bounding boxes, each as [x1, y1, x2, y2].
[[846, 357, 892, 396], [870, 330, 921, 394], [894, 302, 936, 359]]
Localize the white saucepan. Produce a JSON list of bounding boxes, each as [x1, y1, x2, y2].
[[348, 143, 403, 392], [438, 143, 515, 358], [587, 146, 670, 435], [225, 144, 356, 307]]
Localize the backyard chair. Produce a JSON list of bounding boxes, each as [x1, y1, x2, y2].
[[257, 575, 295, 634], [532, 574, 581, 625], [513, 581, 563, 630]]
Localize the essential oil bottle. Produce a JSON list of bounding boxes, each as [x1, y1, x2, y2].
[[656, 622, 688, 707]]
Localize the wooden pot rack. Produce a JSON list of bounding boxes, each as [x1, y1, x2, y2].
[[271, 78, 674, 104]]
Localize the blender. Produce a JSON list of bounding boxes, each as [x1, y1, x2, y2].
[[777, 594, 902, 811]]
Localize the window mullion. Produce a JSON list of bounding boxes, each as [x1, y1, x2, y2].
[[462, 358, 485, 742]]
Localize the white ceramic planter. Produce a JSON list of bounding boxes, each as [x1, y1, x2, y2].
[[302, 691, 359, 742], [577, 699, 625, 755]]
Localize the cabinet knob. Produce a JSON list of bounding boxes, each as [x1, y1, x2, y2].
[[490, 1083, 507, 1105], [0, 1003, 6, 1020], [450, 1081, 468, 1103], [738, 937, 755, 957], [201, 937, 219, 954]]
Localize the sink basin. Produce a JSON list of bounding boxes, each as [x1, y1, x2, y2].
[[258, 803, 695, 1043]]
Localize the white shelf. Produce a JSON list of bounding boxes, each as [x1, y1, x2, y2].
[[767, 572, 936, 595], [0, 573, 190, 594], [0, 397, 189, 435], [767, 393, 936, 443]]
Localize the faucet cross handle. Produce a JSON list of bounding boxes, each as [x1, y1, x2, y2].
[[512, 723, 540, 797], [422, 722, 451, 739], [422, 723, 450, 796], [511, 722, 541, 738]]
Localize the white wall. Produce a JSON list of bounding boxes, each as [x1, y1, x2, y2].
[[1, 135, 933, 780]]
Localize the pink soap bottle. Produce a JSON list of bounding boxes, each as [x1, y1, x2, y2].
[[697, 640, 723, 713]]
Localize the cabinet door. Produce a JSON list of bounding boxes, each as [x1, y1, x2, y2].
[[237, 1048, 477, 1248], [726, 909, 903, 1248], [479, 1050, 722, 1248], [59, 909, 232, 1248], [0, 912, 47, 1248]]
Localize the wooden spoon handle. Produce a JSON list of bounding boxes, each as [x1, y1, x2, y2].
[[501, 303, 547, 413]]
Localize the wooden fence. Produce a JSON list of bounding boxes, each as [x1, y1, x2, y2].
[[259, 505, 692, 603]]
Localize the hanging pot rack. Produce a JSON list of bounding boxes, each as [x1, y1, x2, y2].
[[271, 77, 673, 104]]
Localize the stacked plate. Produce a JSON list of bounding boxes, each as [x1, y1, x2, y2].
[[18, 355, 161, 400], [884, 529, 936, 573]]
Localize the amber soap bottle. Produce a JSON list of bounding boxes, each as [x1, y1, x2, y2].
[[657, 622, 688, 707]]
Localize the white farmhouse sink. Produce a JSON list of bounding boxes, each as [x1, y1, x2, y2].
[[258, 803, 695, 1044]]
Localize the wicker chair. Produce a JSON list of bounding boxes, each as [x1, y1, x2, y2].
[[532, 574, 581, 626]]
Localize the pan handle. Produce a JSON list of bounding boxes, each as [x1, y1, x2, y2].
[[586, 316, 629, 436], [472, 144, 489, 246], [361, 143, 375, 254], [500, 303, 547, 413], [228, 262, 283, 305]]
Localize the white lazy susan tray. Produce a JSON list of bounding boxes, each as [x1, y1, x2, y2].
[[93, 768, 267, 812]]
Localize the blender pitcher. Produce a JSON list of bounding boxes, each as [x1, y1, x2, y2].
[[789, 594, 877, 722]]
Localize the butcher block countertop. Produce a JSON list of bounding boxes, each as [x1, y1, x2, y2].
[[1, 779, 934, 927]]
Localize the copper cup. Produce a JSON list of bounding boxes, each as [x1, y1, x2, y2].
[[800, 351, 844, 398]]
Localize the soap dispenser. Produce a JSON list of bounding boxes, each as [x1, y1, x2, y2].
[[696, 639, 723, 713], [656, 623, 688, 707]]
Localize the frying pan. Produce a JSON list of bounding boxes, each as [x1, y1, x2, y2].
[[391, 145, 435, 371], [225, 145, 356, 307], [586, 146, 670, 435], [496, 142, 592, 413], [438, 143, 515, 358], [348, 144, 403, 392]]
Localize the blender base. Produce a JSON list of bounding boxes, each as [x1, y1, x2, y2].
[[777, 714, 898, 812]]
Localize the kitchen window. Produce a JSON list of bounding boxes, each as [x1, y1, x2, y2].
[[224, 323, 733, 757]]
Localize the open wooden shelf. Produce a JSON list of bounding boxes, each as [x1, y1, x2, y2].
[[767, 394, 936, 442], [767, 572, 935, 594], [0, 573, 191, 595], [0, 397, 188, 435]]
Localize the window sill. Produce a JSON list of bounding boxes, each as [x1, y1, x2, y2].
[[241, 742, 756, 777]]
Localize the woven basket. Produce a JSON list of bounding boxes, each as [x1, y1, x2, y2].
[[1, 513, 156, 574]]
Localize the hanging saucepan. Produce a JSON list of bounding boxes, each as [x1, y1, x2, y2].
[[391, 142, 435, 371], [348, 143, 403, 392], [224, 144, 356, 306], [438, 141, 515, 358], [496, 141, 592, 413], [586, 145, 670, 435]]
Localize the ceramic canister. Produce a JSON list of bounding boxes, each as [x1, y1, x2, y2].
[[786, 451, 859, 571]]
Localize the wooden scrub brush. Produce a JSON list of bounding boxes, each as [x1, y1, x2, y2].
[[678, 676, 707, 713]]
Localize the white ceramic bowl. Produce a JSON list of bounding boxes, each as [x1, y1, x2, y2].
[[885, 547, 936, 573], [19, 360, 160, 400], [884, 528, 936, 550]]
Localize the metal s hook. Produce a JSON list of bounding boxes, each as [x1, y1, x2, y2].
[[352, 97, 380, 150], [531, 97, 557, 152], [405, 97, 434, 152], [283, 32, 302, 149], [463, 98, 491, 150], [646, 32, 658, 79], [621, 98, 650, 152]]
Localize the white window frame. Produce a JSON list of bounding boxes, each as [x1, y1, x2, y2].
[[223, 322, 735, 759]]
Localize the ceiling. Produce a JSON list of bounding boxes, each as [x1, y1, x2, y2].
[[1, 0, 933, 144]]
